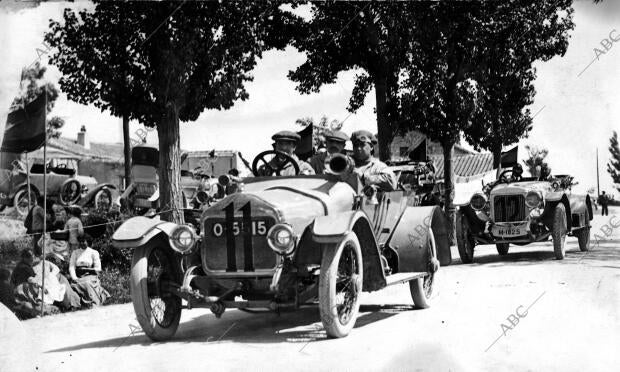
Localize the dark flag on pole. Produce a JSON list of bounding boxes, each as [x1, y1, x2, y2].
[[500, 146, 519, 168], [295, 124, 314, 161], [1, 93, 47, 152], [409, 139, 428, 162]]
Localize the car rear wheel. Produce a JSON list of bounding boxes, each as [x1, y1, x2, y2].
[[496, 243, 510, 255], [456, 210, 475, 264], [319, 232, 363, 338], [577, 208, 591, 252], [552, 203, 567, 260], [131, 242, 182, 341]]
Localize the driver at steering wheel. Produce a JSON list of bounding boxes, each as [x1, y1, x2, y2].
[[256, 131, 315, 176]]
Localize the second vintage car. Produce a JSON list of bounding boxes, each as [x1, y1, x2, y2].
[[456, 167, 592, 262], [113, 151, 451, 340]]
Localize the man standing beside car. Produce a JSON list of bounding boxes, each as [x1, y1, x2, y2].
[[309, 129, 349, 174], [257, 131, 315, 176], [350, 130, 397, 192]]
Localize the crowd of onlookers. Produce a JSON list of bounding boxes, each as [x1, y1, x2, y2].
[[0, 199, 109, 319]]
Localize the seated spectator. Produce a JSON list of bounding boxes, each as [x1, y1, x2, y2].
[[10, 249, 36, 287], [69, 235, 109, 307], [33, 255, 80, 311], [0, 267, 38, 319]]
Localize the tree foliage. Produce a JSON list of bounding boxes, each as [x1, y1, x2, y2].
[[608, 131, 620, 189], [523, 145, 550, 177], [46, 1, 301, 222]]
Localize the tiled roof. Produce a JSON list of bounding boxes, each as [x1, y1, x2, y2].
[[28, 137, 124, 163], [431, 153, 494, 179]]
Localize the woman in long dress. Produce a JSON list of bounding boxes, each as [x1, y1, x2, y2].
[[69, 235, 109, 307]]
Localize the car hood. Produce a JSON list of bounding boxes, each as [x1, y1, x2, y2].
[[491, 181, 551, 196], [202, 180, 355, 233]]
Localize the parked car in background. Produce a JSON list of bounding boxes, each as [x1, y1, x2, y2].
[[0, 158, 118, 216], [113, 150, 451, 340], [456, 167, 593, 262]]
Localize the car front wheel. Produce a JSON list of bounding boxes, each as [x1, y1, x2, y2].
[[456, 210, 475, 264], [319, 232, 363, 338], [552, 203, 567, 260], [131, 242, 182, 341]]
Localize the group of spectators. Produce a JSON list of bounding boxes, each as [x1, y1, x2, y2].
[[0, 200, 109, 319]]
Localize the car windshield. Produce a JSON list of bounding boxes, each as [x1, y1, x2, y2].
[[242, 174, 358, 195]]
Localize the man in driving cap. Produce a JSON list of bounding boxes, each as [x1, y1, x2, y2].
[[309, 129, 349, 174], [350, 130, 397, 191], [256, 130, 315, 176]]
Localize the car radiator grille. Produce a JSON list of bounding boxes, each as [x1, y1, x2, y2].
[[493, 195, 526, 222], [135, 183, 156, 196]]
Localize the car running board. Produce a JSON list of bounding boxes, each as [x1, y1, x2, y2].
[[385, 272, 426, 287]]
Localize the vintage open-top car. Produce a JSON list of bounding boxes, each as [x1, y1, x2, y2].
[[456, 168, 593, 262], [0, 157, 117, 216], [113, 151, 451, 340]]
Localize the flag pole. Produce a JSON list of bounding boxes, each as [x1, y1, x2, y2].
[[596, 148, 600, 197], [25, 151, 31, 206], [40, 90, 48, 317]]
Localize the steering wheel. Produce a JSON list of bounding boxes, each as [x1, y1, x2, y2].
[[498, 169, 514, 183], [251, 150, 300, 176]]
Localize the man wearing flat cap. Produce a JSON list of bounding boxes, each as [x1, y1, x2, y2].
[[257, 130, 315, 176], [309, 129, 349, 174], [350, 130, 397, 191]]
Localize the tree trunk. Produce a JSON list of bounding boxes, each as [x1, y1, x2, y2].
[[122, 114, 131, 190], [442, 141, 456, 246], [157, 103, 184, 224], [374, 73, 392, 162]]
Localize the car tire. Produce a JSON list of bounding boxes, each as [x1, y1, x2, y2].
[[319, 232, 363, 339], [131, 242, 182, 341], [59, 179, 81, 205], [94, 188, 112, 211], [456, 210, 475, 264], [13, 187, 38, 217], [410, 227, 438, 309], [496, 243, 510, 255], [577, 208, 591, 252], [552, 203, 567, 260]]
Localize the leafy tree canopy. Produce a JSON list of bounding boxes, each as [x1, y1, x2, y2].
[[608, 131, 620, 189]]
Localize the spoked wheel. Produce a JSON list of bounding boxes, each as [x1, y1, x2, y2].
[[94, 188, 112, 211], [319, 232, 363, 338], [552, 203, 567, 260], [577, 208, 591, 252], [60, 179, 81, 205], [456, 210, 475, 263], [14, 187, 37, 217], [131, 243, 182, 341], [410, 227, 438, 309]]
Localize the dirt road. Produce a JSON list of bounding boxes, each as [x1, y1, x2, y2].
[[2, 208, 619, 372]]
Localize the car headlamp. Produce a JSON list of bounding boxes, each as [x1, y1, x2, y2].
[[267, 224, 296, 255], [525, 191, 542, 208], [169, 224, 197, 254], [470, 193, 487, 211], [195, 191, 209, 205]]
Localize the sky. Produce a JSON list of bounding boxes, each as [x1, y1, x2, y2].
[[0, 0, 618, 196]]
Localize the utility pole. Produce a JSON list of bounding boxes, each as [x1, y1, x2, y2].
[[596, 148, 600, 196]]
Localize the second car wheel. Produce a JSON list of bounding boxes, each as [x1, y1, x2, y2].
[[319, 232, 363, 338], [552, 203, 567, 260], [456, 210, 475, 264], [496, 243, 510, 256], [577, 208, 591, 252]]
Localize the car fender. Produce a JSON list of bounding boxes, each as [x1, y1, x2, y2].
[[310, 211, 386, 292], [542, 193, 571, 229], [78, 183, 117, 207], [568, 194, 592, 228], [13, 182, 41, 199], [112, 216, 178, 249], [387, 205, 451, 271]]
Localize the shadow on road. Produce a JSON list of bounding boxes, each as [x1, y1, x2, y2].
[[46, 303, 417, 353], [450, 238, 620, 268]]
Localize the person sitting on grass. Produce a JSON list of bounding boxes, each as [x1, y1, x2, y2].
[[69, 234, 109, 307], [10, 248, 36, 288]]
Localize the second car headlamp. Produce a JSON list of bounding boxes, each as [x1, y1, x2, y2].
[[267, 224, 296, 255], [470, 193, 487, 211], [525, 191, 543, 208], [169, 224, 197, 254]]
